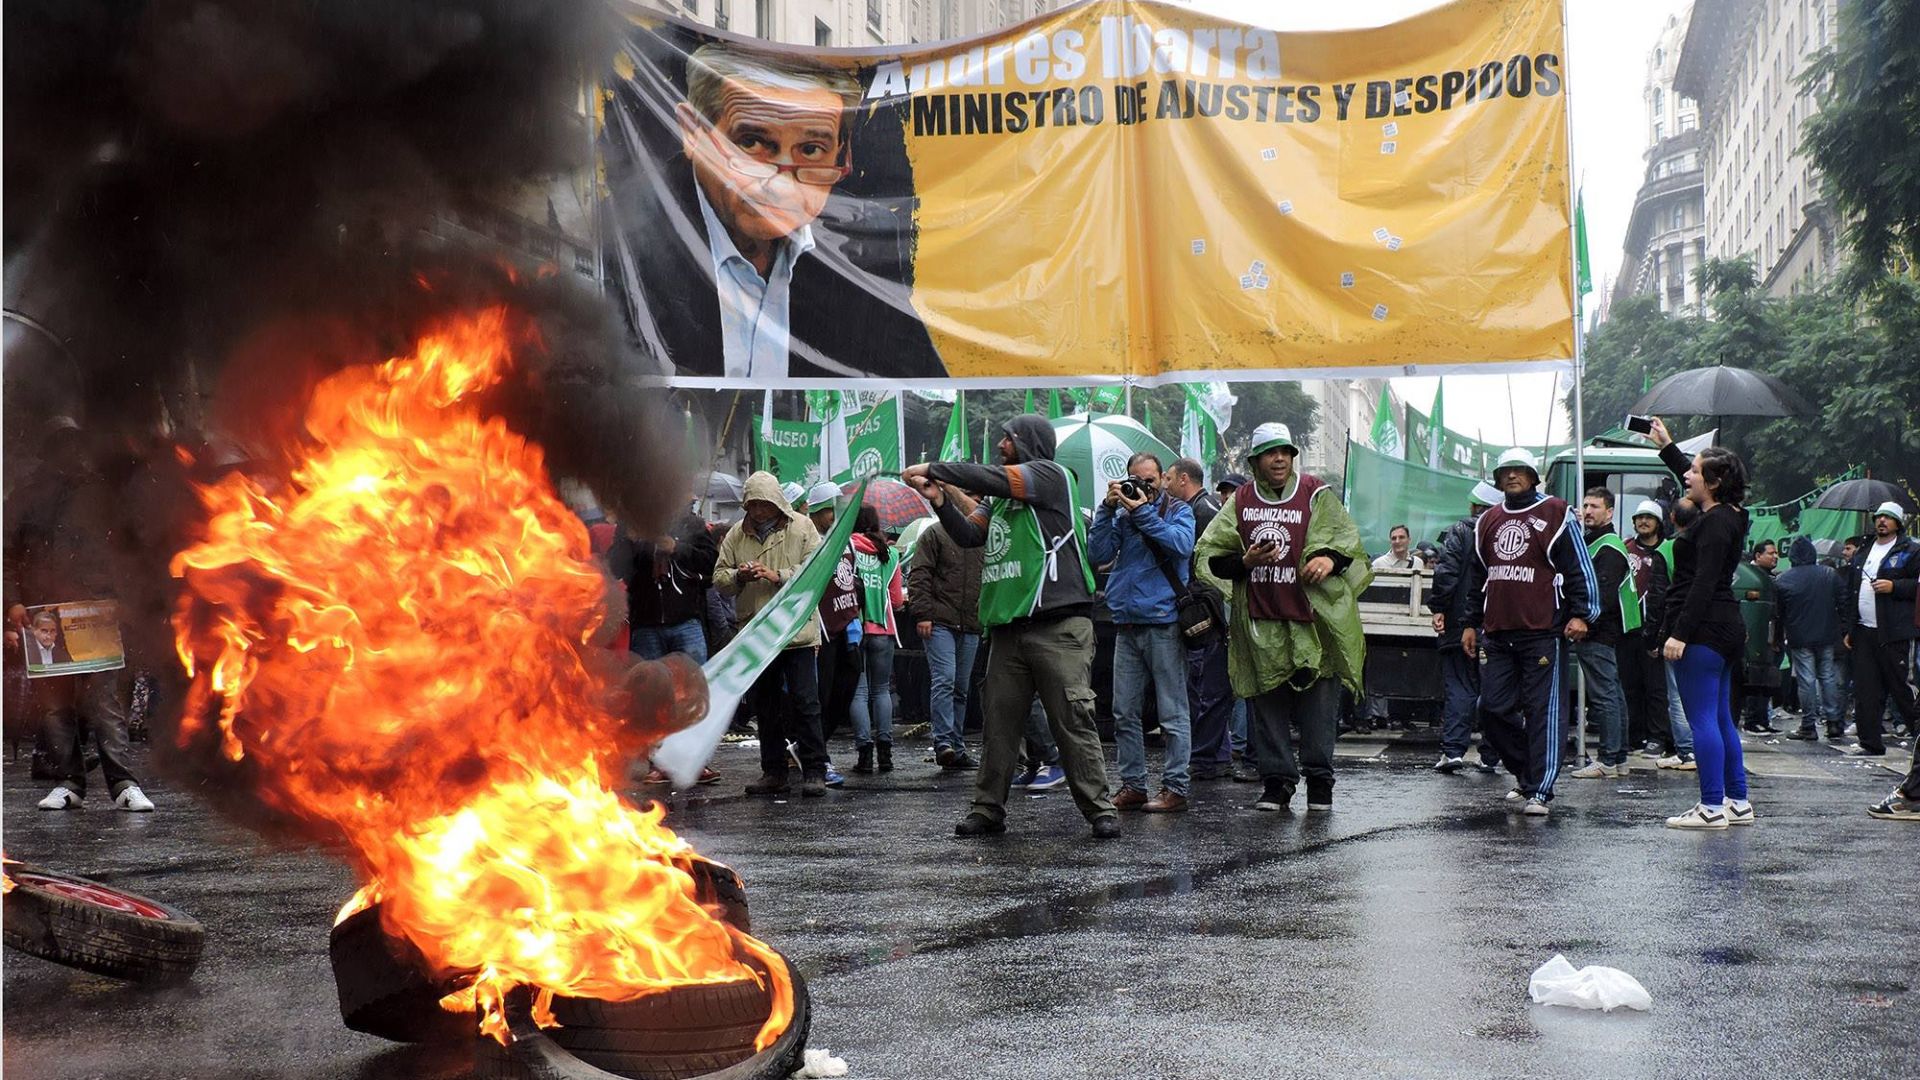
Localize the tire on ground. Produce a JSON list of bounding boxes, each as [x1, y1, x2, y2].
[[472, 954, 809, 1080], [331, 857, 751, 1045], [1, 862, 205, 984]]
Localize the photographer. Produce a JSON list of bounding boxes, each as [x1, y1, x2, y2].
[[1089, 453, 1196, 812]]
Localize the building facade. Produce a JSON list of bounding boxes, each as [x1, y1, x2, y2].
[[656, 0, 1060, 47], [1300, 378, 1391, 481], [1613, 5, 1708, 318], [1674, 0, 1842, 298]]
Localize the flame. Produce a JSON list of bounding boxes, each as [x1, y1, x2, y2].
[[171, 308, 789, 1048]]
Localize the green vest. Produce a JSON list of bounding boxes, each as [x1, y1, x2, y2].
[[1658, 539, 1675, 577], [977, 496, 1094, 628], [1587, 531, 1642, 633], [854, 546, 899, 625]]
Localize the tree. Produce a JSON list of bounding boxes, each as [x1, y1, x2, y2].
[[1801, 0, 1920, 292], [1577, 293, 1702, 436]]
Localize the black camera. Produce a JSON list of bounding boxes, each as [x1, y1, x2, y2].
[[1118, 477, 1148, 501]]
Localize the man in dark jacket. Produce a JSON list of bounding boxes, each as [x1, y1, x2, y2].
[[904, 415, 1119, 839], [1460, 449, 1597, 816], [908, 518, 984, 769], [1777, 535, 1847, 741], [1620, 500, 1671, 754], [1166, 458, 1235, 781], [1840, 503, 1920, 756], [1570, 487, 1636, 779], [1427, 481, 1500, 772], [607, 496, 720, 665]]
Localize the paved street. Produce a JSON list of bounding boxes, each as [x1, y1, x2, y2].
[[4, 731, 1913, 1080]]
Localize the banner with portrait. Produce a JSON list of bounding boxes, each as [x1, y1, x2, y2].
[[18, 600, 125, 679], [603, 0, 1574, 389]]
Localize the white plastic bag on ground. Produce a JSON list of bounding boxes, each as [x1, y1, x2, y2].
[[1527, 954, 1653, 1012], [790, 1048, 850, 1078]]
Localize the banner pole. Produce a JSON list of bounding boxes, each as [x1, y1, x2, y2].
[[1562, 0, 1590, 770]]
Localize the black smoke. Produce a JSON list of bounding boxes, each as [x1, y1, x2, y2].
[[4, 0, 677, 830]]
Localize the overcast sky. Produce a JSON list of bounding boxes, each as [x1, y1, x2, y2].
[[1183, 0, 1687, 446]]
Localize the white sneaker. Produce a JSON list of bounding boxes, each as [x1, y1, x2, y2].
[[1503, 788, 1526, 803], [1570, 761, 1625, 779], [1521, 797, 1551, 817], [1722, 799, 1755, 826], [1656, 753, 1697, 771], [37, 787, 83, 810], [1665, 803, 1728, 830], [114, 785, 155, 813], [1432, 755, 1465, 773]]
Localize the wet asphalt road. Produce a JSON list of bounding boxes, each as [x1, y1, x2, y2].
[[3, 731, 1914, 1080]]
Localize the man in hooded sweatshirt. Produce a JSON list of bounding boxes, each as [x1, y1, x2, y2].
[[713, 472, 828, 797], [904, 415, 1121, 839], [1194, 423, 1371, 814], [1776, 535, 1847, 742]]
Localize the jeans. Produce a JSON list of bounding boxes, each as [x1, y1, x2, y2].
[[1574, 639, 1628, 765], [1438, 646, 1483, 759], [1231, 698, 1249, 754], [850, 633, 897, 748], [629, 618, 708, 664], [37, 670, 141, 798], [1185, 640, 1234, 772], [1788, 644, 1841, 731], [1673, 645, 1747, 805], [925, 625, 979, 753], [1663, 661, 1694, 752], [1110, 623, 1193, 796]]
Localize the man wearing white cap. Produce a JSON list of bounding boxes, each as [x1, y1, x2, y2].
[[1195, 423, 1370, 813], [1459, 448, 1597, 817], [1427, 481, 1502, 773], [1839, 501, 1919, 757], [1621, 500, 1676, 755]]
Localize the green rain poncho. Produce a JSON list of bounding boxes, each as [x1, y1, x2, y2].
[[1195, 476, 1372, 699]]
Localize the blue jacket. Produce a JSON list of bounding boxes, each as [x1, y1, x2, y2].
[[1089, 492, 1194, 625], [1775, 536, 1845, 648]]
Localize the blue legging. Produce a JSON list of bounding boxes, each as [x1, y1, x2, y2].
[[1672, 645, 1748, 805]]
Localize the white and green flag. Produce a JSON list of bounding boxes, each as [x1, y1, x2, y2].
[[754, 391, 901, 486], [937, 391, 969, 462], [653, 480, 870, 785], [1369, 384, 1402, 458], [1179, 382, 1235, 467]]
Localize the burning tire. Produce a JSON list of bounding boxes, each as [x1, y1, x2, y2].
[[471, 954, 811, 1080], [332, 858, 752, 1045], [1, 862, 205, 983]]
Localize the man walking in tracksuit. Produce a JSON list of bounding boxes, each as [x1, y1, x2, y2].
[[1460, 448, 1597, 817], [904, 415, 1120, 839]]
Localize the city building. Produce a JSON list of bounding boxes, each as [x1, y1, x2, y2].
[[1300, 377, 1392, 481], [1674, 0, 1842, 297], [1612, 5, 1708, 318]]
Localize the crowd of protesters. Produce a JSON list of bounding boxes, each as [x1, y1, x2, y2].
[[9, 409, 1915, 832]]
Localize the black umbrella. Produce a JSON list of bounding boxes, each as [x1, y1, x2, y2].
[[1632, 365, 1815, 419], [1812, 478, 1917, 513]]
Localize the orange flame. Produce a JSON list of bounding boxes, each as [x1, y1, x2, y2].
[[170, 308, 789, 1047]]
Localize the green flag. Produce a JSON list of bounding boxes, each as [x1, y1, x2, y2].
[[938, 391, 969, 462], [1047, 389, 1064, 419], [1142, 397, 1155, 438], [1369, 384, 1403, 458], [1024, 388, 1036, 414], [1575, 190, 1592, 299], [1427, 381, 1444, 469], [652, 479, 870, 784], [1641, 365, 1652, 393]]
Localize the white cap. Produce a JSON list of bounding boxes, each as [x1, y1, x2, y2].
[[1873, 501, 1908, 526], [1494, 447, 1540, 476], [781, 481, 806, 507], [1246, 422, 1299, 459], [1632, 499, 1664, 520], [806, 482, 843, 509], [1469, 481, 1501, 507]]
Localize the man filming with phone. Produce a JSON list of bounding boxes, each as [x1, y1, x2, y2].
[[1089, 453, 1196, 812]]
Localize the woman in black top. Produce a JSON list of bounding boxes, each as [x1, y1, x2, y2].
[[1650, 419, 1753, 830]]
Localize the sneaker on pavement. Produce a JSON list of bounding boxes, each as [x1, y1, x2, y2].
[[946, 751, 980, 770], [1010, 765, 1039, 789], [37, 786, 82, 811], [1521, 796, 1550, 817], [1432, 755, 1465, 774], [936, 746, 960, 768], [1252, 781, 1293, 812], [1722, 799, 1755, 826], [1784, 728, 1818, 741], [697, 767, 722, 786], [1656, 753, 1697, 771], [1841, 744, 1887, 757], [1665, 802, 1729, 829], [1570, 761, 1626, 779], [953, 812, 1006, 836], [1028, 765, 1068, 790], [1866, 791, 1919, 820], [823, 768, 845, 789], [1476, 757, 1501, 774], [114, 785, 155, 812], [1503, 788, 1527, 804]]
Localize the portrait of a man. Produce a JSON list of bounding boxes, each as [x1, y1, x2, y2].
[[23, 609, 72, 670], [606, 37, 946, 382]]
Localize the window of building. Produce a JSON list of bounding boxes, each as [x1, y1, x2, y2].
[[1654, 120, 1665, 142], [756, 0, 771, 37], [715, 0, 729, 30], [1680, 113, 1696, 134], [815, 17, 831, 46], [1654, 88, 1665, 113], [681, 0, 698, 15], [867, 0, 882, 33], [1672, 205, 1685, 230]]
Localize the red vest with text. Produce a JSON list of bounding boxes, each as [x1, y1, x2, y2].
[[819, 550, 861, 637], [1625, 537, 1661, 604], [1475, 496, 1571, 633], [1235, 476, 1324, 623]]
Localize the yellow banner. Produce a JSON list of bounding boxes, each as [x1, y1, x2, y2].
[[606, 0, 1572, 387]]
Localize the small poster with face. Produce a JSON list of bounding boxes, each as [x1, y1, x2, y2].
[[19, 600, 125, 678]]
